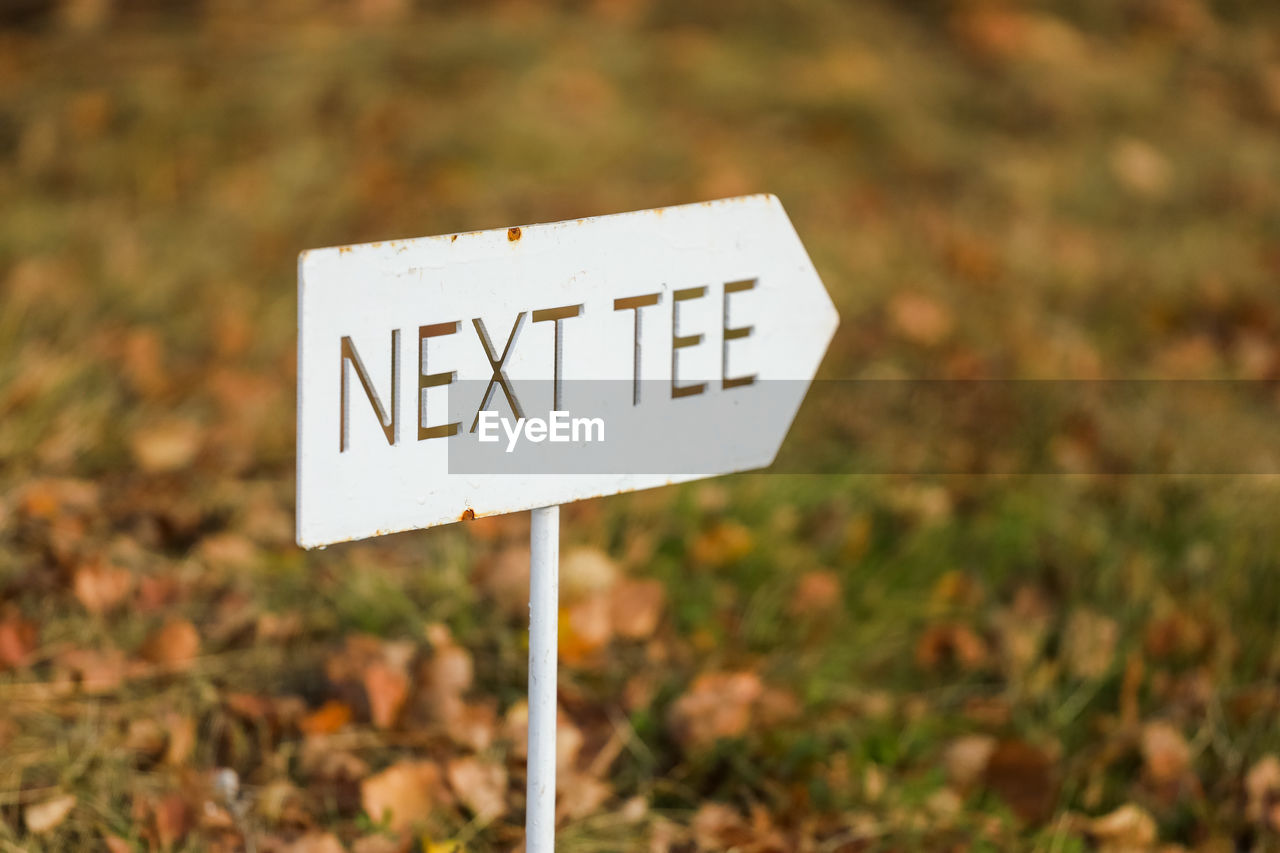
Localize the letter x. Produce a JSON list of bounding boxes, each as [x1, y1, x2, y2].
[[470, 312, 525, 432]]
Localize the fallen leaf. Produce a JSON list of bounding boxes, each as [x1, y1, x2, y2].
[[139, 619, 201, 669], [56, 646, 127, 694], [364, 660, 410, 729], [890, 292, 953, 346], [72, 560, 134, 615], [0, 614, 38, 670], [126, 718, 167, 761], [983, 739, 1057, 824], [361, 761, 445, 833], [104, 835, 132, 853], [1088, 803, 1157, 852], [164, 713, 196, 765], [472, 546, 530, 617], [24, 793, 76, 834], [690, 521, 754, 568], [197, 532, 259, 570], [789, 570, 841, 617], [557, 772, 611, 821], [944, 734, 997, 791], [152, 793, 191, 849], [300, 700, 353, 735], [610, 578, 665, 639], [1141, 721, 1191, 785], [1062, 607, 1119, 679], [1110, 138, 1171, 199], [1246, 754, 1280, 827], [446, 756, 507, 820], [561, 546, 619, 600], [692, 802, 752, 849], [667, 671, 763, 750], [129, 418, 202, 473], [560, 594, 613, 664], [915, 622, 989, 672], [283, 833, 347, 853], [448, 701, 497, 752]]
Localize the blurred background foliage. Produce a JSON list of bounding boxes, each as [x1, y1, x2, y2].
[[2, 0, 1280, 850]]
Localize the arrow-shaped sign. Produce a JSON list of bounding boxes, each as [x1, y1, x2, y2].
[[297, 194, 838, 549]]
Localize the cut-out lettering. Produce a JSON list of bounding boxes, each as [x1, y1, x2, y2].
[[471, 313, 525, 433], [614, 293, 661, 405], [722, 279, 756, 389], [418, 321, 459, 440], [340, 331, 399, 452], [532, 304, 582, 410], [671, 286, 706, 399]]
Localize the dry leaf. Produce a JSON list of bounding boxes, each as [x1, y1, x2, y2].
[[104, 835, 132, 853], [140, 619, 201, 669], [446, 756, 507, 820], [1246, 754, 1280, 826], [361, 761, 444, 832], [890, 292, 953, 346], [152, 793, 191, 849], [561, 594, 613, 664], [1089, 803, 1158, 852], [944, 734, 997, 791], [690, 521, 754, 568], [72, 560, 134, 614], [197, 532, 259, 570], [1062, 607, 1119, 679], [130, 418, 202, 473], [610, 578, 665, 639], [472, 546, 530, 617], [364, 660, 410, 729], [983, 739, 1057, 824], [283, 833, 347, 853], [126, 718, 167, 760], [692, 802, 752, 850], [557, 772, 611, 821], [561, 546, 619, 600], [164, 713, 197, 765], [1110, 138, 1171, 199], [0, 615, 39, 670], [1141, 721, 1191, 785], [789, 570, 841, 617], [300, 700, 354, 735], [915, 622, 989, 672], [24, 793, 76, 834], [56, 646, 127, 694], [667, 671, 763, 750]]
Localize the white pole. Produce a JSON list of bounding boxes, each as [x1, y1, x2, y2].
[[526, 505, 560, 852]]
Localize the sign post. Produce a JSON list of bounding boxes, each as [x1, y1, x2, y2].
[[526, 505, 559, 852], [296, 194, 838, 847]]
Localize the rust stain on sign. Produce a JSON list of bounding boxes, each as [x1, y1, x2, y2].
[[508, 227, 522, 242], [460, 507, 476, 521]]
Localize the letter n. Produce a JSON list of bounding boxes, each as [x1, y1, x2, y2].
[[340, 331, 399, 452]]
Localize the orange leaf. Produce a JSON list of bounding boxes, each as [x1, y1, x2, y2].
[[364, 660, 409, 729], [72, 560, 133, 615], [129, 418, 202, 473], [446, 756, 508, 820], [139, 619, 201, 670], [299, 700, 353, 736], [24, 793, 76, 834], [0, 615, 38, 670], [361, 761, 444, 833], [610, 578, 665, 639]]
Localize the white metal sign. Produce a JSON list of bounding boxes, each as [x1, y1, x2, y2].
[[296, 194, 837, 549], [297, 194, 837, 850]]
